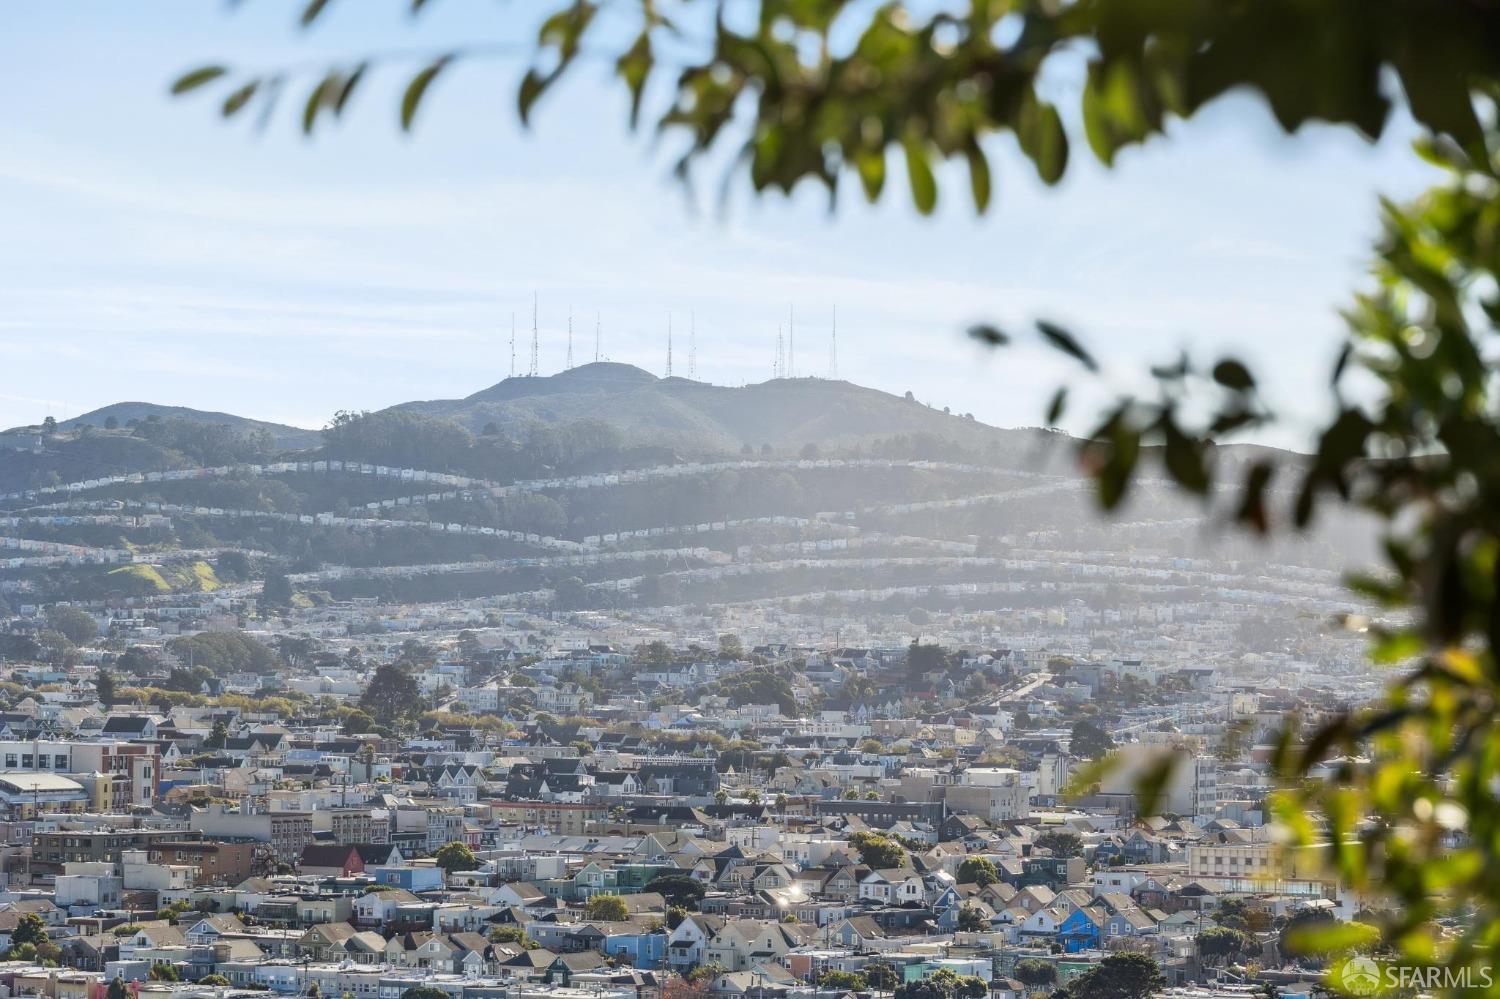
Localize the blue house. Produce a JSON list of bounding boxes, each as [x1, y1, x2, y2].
[[601, 927, 668, 969], [1057, 907, 1104, 953], [369, 864, 444, 892]]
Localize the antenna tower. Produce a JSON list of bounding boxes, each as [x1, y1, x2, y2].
[[595, 312, 601, 363], [530, 293, 539, 376], [830, 305, 838, 379], [509, 312, 516, 378], [788, 305, 795, 378], [689, 311, 697, 379], [775, 327, 784, 379], [566, 308, 574, 370]]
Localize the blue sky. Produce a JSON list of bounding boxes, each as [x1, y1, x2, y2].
[[0, 2, 1437, 446]]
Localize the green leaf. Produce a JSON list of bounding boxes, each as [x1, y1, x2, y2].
[[518, 69, 548, 127], [221, 81, 259, 119], [401, 55, 452, 132], [1211, 358, 1255, 391], [616, 32, 653, 129], [170, 66, 228, 96], [967, 325, 1009, 347], [333, 63, 367, 117], [1017, 95, 1068, 185], [300, 0, 333, 28], [1036, 321, 1097, 372], [964, 142, 991, 213], [903, 138, 937, 214], [1045, 387, 1068, 426], [854, 147, 886, 201], [302, 75, 332, 135], [1286, 921, 1379, 956]]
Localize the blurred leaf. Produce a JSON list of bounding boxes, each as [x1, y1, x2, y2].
[[1046, 387, 1068, 426], [965, 142, 991, 213], [903, 138, 937, 214], [967, 324, 1009, 346], [401, 55, 452, 132], [300, 0, 333, 28], [171, 65, 227, 95], [221, 81, 259, 118], [1036, 321, 1097, 371], [1211, 358, 1255, 391]]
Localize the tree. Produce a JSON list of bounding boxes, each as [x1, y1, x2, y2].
[[11, 913, 47, 950], [45, 605, 97, 644], [40, 416, 56, 435], [260, 570, 294, 611], [1069, 719, 1114, 763], [956, 905, 990, 932], [717, 634, 744, 660], [148, 963, 180, 982], [847, 832, 905, 870], [1067, 954, 1163, 999], [586, 894, 629, 922], [895, 970, 987, 999], [956, 857, 999, 888], [95, 668, 116, 707], [359, 663, 421, 728], [1196, 927, 1253, 967], [400, 989, 450, 999], [1034, 830, 1084, 859], [205, 719, 229, 750], [341, 708, 376, 735], [644, 875, 707, 910], [198, 975, 230, 986], [819, 971, 867, 991], [864, 964, 899, 991], [168, 2, 1500, 977], [1014, 960, 1057, 992], [489, 926, 537, 948], [434, 840, 477, 877], [106, 979, 128, 999]]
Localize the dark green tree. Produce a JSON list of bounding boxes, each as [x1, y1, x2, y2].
[[1067, 954, 1163, 999], [644, 874, 707, 910], [359, 663, 422, 728], [847, 832, 905, 870], [95, 668, 116, 707], [1034, 830, 1084, 859], [434, 840, 477, 876], [956, 856, 999, 888], [1069, 719, 1114, 763], [1014, 960, 1057, 991], [10, 913, 47, 949], [260, 570, 294, 611]]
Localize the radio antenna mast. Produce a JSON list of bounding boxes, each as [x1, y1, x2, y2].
[[530, 292, 539, 376], [595, 312, 601, 363], [775, 326, 784, 379], [509, 312, 516, 378], [689, 311, 697, 379], [566, 308, 574, 370], [829, 305, 838, 380], [788, 305, 795, 378]]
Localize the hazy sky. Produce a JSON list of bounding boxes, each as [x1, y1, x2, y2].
[[0, 2, 1438, 446]]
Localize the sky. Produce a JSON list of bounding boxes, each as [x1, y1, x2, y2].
[[0, 2, 1440, 446]]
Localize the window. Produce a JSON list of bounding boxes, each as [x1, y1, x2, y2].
[[20, 755, 31, 768]]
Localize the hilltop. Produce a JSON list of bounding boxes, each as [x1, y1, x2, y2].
[[399, 362, 1037, 458]]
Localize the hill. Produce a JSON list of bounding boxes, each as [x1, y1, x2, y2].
[[46, 402, 318, 450], [399, 362, 1038, 459]]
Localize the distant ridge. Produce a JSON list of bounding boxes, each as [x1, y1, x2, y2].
[[44, 402, 319, 450], [401, 361, 1033, 457]]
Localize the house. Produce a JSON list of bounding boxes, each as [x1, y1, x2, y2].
[[666, 914, 725, 970], [1057, 906, 1105, 952], [353, 887, 422, 926], [298, 922, 358, 961]]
